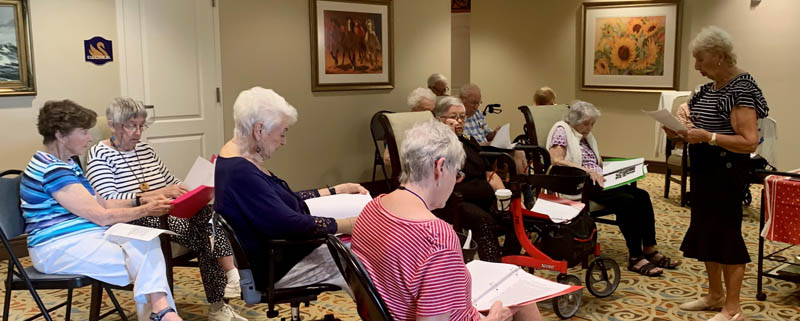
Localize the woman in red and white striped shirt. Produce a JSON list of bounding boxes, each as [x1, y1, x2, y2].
[[352, 121, 541, 321]]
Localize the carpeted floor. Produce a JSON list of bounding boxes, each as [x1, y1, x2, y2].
[[2, 174, 799, 320]]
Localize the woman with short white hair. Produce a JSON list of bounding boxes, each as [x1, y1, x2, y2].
[[547, 100, 679, 277], [353, 120, 542, 321], [407, 87, 436, 112], [214, 87, 367, 292], [667, 26, 768, 321], [427, 72, 449, 96]]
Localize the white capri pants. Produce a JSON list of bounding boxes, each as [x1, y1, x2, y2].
[[29, 230, 176, 317]]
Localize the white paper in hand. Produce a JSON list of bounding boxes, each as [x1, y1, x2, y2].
[[104, 223, 177, 243], [642, 109, 687, 132], [489, 123, 517, 150], [304, 193, 373, 220], [183, 156, 215, 190]]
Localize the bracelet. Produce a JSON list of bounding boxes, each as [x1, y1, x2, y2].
[[130, 198, 137, 207], [135, 196, 142, 207], [328, 186, 336, 195]]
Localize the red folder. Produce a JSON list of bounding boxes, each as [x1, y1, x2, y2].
[[169, 185, 214, 218]]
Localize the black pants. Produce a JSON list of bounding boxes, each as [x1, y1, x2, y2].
[[590, 184, 657, 258]]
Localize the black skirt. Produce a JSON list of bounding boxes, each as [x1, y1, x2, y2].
[[680, 143, 751, 264]]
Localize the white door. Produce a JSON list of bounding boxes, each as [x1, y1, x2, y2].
[[116, 0, 223, 179]]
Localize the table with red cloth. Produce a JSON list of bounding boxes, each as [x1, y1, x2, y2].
[[761, 170, 800, 245]]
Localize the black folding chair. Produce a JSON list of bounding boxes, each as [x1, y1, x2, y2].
[[370, 110, 394, 189], [326, 235, 393, 321], [0, 170, 127, 321]]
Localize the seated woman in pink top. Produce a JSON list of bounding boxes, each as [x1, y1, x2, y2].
[[351, 121, 542, 321]]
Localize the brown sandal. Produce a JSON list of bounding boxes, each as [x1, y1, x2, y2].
[[628, 257, 663, 277], [644, 251, 681, 269]]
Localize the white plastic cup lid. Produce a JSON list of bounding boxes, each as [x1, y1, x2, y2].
[[495, 188, 512, 198]]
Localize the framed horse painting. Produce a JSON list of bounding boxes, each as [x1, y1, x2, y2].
[[310, 0, 393, 91]]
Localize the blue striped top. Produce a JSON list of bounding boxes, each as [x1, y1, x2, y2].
[[689, 73, 769, 135], [20, 151, 105, 248]]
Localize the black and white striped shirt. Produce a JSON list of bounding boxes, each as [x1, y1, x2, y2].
[[689, 73, 769, 135], [86, 141, 180, 200]]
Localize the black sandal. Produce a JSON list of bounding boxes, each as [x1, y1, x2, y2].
[[150, 307, 177, 321], [628, 257, 663, 277], [644, 251, 681, 269]]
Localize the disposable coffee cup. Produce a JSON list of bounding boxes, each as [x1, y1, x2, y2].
[[495, 189, 512, 212]]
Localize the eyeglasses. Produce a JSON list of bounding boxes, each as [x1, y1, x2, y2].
[[122, 123, 149, 132], [439, 114, 466, 122]]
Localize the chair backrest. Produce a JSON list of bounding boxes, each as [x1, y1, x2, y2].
[[0, 170, 24, 241], [529, 165, 588, 196], [379, 111, 435, 186], [670, 94, 690, 115], [518, 104, 570, 146], [326, 235, 394, 321], [370, 110, 394, 146], [212, 212, 263, 304]]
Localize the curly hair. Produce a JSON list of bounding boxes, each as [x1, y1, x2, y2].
[[37, 100, 97, 144]]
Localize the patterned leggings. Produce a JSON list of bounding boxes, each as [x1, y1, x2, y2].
[[130, 206, 233, 303]]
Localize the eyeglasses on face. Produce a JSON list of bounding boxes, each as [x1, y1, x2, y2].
[[122, 123, 149, 132], [440, 114, 467, 121]]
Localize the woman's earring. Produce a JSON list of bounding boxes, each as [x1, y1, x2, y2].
[[255, 146, 261, 154]]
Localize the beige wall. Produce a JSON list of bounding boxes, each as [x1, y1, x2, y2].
[[219, 0, 451, 189], [471, 0, 799, 168], [0, 0, 120, 170]]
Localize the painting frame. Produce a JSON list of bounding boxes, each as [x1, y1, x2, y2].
[[0, 0, 35, 96], [581, 0, 681, 92], [309, 0, 393, 92]]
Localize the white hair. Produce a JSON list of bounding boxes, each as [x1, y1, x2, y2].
[[690, 25, 737, 65], [407, 87, 436, 110], [399, 120, 465, 184], [564, 100, 601, 126], [433, 96, 464, 117], [427, 73, 448, 88], [457, 83, 481, 100], [106, 97, 148, 126], [233, 87, 298, 150]]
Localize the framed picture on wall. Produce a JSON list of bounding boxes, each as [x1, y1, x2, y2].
[[0, 0, 35, 96], [309, 0, 393, 92], [581, 1, 681, 92]]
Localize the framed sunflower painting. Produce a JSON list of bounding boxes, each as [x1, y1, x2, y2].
[[582, 1, 681, 91]]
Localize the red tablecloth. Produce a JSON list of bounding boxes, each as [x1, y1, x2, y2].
[[762, 171, 800, 245]]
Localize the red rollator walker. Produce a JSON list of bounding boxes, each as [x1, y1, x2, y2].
[[500, 166, 621, 319]]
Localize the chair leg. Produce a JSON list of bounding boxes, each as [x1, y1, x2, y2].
[[680, 169, 688, 207], [290, 302, 301, 321], [664, 167, 671, 198], [89, 283, 102, 321], [10, 261, 53, 321], [3, 277, 11, 321], [64, 288, 73, 321], [105, 286, 129, 321]]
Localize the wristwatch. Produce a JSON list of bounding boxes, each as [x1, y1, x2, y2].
[[328, 186, 337, 195], [709, 133, 718, 146]]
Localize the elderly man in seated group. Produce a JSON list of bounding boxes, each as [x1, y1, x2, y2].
[[427, 72, 449, 96]]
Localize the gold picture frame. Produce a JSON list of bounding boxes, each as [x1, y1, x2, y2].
[[581, 0, 681, 92], [309, 0, 393, 92], [0, 0, 34, 96]]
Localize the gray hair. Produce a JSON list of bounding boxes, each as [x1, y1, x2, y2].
[[233, 87, 298, 149], [427, 73, 448, 87], [407, 87, 436, 110], [106, 97, 148, 126], [564, 100, 601, 126], [690, 25, 737, 65], [399, 120, 465, 184], [433, 96, 464, 117], [457, 83, 481, 100]]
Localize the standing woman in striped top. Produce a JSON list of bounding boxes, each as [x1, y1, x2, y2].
[[667, 26, 768, 321], [86, 98, 245, 321], [351, 121, 542, 321]]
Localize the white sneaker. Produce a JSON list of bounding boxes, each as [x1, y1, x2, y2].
[[208, 302, 247, 321], [224, 270, 241, 299]]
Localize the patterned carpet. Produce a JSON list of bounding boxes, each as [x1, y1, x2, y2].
[[2, 174, 799, 320]]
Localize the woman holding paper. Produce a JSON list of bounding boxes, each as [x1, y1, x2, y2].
[[352, 121, 541, 321], [22, 100, 181, 321], [666, 26, 769, 321], [85, 97, 244, 321], [546, 100, 680, 277], [214, 87, 366, 292]]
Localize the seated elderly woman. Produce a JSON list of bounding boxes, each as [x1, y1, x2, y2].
[[408, 87, 436, 112], [432, 96, 514, 262], [85, 97, 244, 321], [545, 100, 680, 277], [21, 100, 180, 321], [352, 120, 542, 321], [214, 87, 366, 291]]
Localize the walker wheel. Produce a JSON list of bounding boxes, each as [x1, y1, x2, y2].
[[585, 257, 621, 298], [553, 274, 582, 319]]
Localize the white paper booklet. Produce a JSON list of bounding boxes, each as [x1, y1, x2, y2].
[[489, 123, 517, 150], [642, 109, 687, 132], [104, 223, 177, 242], [467, 260, 580, 311], [602, 158, 647, 190], [305, 193, 373, 220], [183, 156, 215, 190], [531, 198, 584, 223]]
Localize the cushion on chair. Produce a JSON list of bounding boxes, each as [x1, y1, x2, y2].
[[383, 111, 434, 152], [11, 266, 96, 290], [529, 104, 570, 146]]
